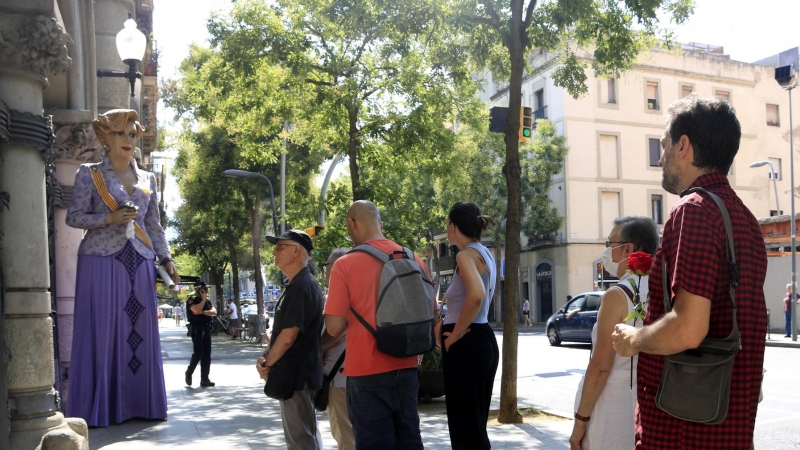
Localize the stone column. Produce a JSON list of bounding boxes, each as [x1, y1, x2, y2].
[[50, 110, 104, 412], [0, 12, 88, 450]]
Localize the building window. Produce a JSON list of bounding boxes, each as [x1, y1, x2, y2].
[[651, 194, 664, 225], [599, 134, 619, 179], [715, 89, 730, 102], [646, 81, 660, 110], [535, 89, 545, 110], [608, 79, 617, 103], [768, 157, 782, 180], [648, 138, 661, 167], [767, 104, 780, 126], [601, 191, 621, 237], [681, 84, 694, 98]]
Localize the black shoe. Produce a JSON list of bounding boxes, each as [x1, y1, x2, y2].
[[200, 379, 215, 387], [185, 370, 192, 386], [785, 335, 792, 338]]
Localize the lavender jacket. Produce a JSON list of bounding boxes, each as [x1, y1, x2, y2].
[[66, 157, 170, 262]]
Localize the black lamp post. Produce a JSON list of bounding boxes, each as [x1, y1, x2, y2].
[[96, 12, 146, 97], [221, 169, 280, 237]]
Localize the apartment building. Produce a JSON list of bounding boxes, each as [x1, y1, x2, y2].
[[483, 44, 800, 323]]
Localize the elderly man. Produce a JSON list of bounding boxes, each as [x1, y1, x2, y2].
[[256, 230, 323, 450], [324, 201, 429, 450], [612, 95, 767, 449]]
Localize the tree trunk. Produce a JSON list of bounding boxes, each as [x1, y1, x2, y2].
[[225, 218, 241, 313], [210, 265, 226, 313], [497, 0, 525, 425], [348, 105, 362, 201]]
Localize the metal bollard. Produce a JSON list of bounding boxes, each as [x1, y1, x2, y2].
[[766, 308, 770, 340]]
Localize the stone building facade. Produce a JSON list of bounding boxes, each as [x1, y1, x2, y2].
[[0, 0, 158, 448]]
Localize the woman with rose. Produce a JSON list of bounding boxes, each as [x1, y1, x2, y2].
[[65, 109, 178, 427], [570, 216, 659, 450]]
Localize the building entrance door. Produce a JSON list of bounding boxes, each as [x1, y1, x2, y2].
[[536, 263, 553, 322]]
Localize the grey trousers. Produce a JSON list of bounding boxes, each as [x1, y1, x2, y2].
[[279, 383, 323, 450]]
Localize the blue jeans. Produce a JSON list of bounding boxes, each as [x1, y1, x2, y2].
[[347, 368, 423, 450], [786, 311, 792, 336]]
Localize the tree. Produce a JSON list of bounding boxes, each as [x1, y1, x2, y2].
[[451, 0, 693, 423], [163, 43, 323, 316], [208, 0, 479, 202]]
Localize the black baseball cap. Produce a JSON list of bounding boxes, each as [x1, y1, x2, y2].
[[194, 280, 207, 289], [265, 230, 313, 254]]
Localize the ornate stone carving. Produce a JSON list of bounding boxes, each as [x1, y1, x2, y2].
[[49, 179, 72, 210], [0, 14, 72, 78], [52, 123, 103, 163], [7, 109, 54, 155]]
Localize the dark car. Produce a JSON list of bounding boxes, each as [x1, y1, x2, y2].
[[545, 291, 602, 346]]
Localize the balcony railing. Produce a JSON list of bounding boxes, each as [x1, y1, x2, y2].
[[527, 232, 564, 248], [531, 106, 547, 129]]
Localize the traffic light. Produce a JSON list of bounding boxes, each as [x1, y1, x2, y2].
[[305, 225, 326, 238], [596, 262, 603, 281], [489, 106, 510, 133], [519, 106, 532, 142]]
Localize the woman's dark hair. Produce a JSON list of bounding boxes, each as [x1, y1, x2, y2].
[[448, 202, 496, 240], [666, 94, 741, 174], [613, 215, 660, 256]]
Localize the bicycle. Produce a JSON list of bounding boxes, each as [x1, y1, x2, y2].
[[211, 315, 232, 336]]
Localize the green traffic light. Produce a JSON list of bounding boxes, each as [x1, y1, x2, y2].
[[523, 129, 531, 137]]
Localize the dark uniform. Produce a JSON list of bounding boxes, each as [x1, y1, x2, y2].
[[185, 293, 213, 386]]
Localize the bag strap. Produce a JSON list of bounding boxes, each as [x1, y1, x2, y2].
[[662, 187, 739, 341], [89, 166, 154, 250], [616, 282, 636, 304], [325, 350, 346, 382]]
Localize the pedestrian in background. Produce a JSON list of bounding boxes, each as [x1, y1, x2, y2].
[[441, 202, 499, 450], [174, 302, 183, 326], [186, 281, 217, 387], [321, 247, 355, 450], [612, 94, 767, 449], [570, 216, 659, 450], [226, 298, 239, 339], [522, 298, 532, 327], [783, 283, 799, 337]]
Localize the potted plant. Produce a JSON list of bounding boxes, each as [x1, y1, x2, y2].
[[417, 348, 445, 402]]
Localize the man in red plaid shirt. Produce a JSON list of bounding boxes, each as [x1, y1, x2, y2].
[[612, 94, 766, 449]]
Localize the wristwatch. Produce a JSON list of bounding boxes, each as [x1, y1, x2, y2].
[[574, 412, 591, 422]]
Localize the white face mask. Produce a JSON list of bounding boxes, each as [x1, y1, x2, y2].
[[602, 245, 625, 275]]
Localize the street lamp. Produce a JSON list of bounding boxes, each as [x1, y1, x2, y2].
[[775, 63, 797, 341], [96, 12, 147, 97], [221, 169, 280, 237], [749, 160, 781, 215]]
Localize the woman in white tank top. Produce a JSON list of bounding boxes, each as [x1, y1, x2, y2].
[[571, 216, 660, 450]]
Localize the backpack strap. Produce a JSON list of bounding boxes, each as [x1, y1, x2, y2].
[[616, 282, 636, 304]]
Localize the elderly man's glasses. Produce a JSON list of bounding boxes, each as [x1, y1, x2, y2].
[[275, 243, 299, 251], [605, 241, 628, 248]]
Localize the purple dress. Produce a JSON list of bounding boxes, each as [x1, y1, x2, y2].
[[65, 157, 169, 427]]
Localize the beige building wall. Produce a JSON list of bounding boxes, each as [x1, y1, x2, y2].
[[491, 45, 800, 322]]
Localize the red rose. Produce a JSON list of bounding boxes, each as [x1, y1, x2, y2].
[[627, 251, 653, 276]]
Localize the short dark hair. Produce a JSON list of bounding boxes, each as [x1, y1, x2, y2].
[[665, 94, 741, 174], [613, 215, 660, 256], [448, 202, 496, 241]]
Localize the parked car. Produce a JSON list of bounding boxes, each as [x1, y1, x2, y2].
[[545, 291, 602, 346]]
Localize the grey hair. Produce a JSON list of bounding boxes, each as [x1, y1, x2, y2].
[[613, 215, 660, 256], [788, 284, 793, 290], [327, 247, 349, 265]]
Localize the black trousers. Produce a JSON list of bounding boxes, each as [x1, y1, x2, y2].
[[187, 324, 212, 381], [442, 323, 499, 450]]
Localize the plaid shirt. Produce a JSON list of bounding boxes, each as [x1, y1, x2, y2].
[[637, 173, 767, 449]]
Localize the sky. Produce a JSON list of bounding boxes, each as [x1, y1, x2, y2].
[[151, 0, 800, 222]]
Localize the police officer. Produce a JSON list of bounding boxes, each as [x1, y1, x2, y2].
[[185, 281, 217, 387]]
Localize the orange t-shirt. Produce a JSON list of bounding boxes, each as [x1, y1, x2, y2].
[[324, 238, 432, 377]]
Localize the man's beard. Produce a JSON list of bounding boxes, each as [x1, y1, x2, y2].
[[662, 160, 680, 195]]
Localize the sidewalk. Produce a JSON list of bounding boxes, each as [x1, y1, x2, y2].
[[87, 323, 572, 449]]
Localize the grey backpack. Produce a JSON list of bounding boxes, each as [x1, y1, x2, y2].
[[349, 244, 436, 357]]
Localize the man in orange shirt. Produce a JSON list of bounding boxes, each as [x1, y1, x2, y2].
[[324, 200, 429, 450]]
